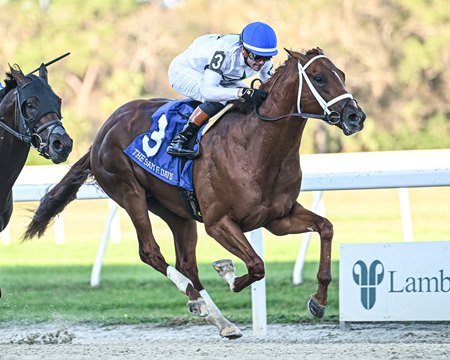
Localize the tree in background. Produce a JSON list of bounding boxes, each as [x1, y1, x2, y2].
[[0, 0, 448, 164]]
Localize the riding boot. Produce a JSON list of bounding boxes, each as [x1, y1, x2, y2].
[[166, 106, 210, 159]]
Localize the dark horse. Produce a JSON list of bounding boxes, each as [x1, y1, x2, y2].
[[0, 64, 73, 232], [25, 48, 365, 338]]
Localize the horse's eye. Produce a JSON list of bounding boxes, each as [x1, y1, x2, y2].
[[23, 99, 38, 118], [313, 76, 325, 85]]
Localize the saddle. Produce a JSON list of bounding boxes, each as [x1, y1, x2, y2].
[[124, 99, 233, 222]]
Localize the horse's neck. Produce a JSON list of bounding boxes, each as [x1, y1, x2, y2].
[[0, 92, 15, 125], [241, 116, 306, 164], [0, 136, 29, 198], [0, 92, 27, 136], [0, 94, 30, 186], [0, 110, 30, 164], [240, 72, 306, 162]]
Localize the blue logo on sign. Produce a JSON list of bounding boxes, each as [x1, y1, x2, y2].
[[352, 260, 384, 309]]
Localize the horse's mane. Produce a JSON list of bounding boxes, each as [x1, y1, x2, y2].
[[0, 64, 21, 103], [233, 48, 324, 114]]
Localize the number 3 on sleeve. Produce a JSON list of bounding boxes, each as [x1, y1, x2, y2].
[[209, 51, 225, 73]]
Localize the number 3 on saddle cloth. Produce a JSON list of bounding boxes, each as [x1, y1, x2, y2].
[[124, 99, 208, 222]]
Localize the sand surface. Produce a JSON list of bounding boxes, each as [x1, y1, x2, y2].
[[1, 321, 449, 359]]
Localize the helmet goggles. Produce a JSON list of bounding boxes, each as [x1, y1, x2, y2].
[[246, 50, 272, 62]]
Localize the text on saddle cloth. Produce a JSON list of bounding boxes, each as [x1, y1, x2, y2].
[[124, 99, 233, 191], [124, 99, 200, 191]]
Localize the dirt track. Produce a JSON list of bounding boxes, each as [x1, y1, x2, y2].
[[1, 321, 450, 359]]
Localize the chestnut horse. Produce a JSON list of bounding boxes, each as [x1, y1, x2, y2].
[[0, 64, 73, 232], [25, 48, 365, 338]]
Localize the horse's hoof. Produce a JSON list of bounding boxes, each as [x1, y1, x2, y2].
[[308, 296, 326, 319], [187, 298, 209, 317], [212, 259, 235, 276], [219, 324, 243, 339]]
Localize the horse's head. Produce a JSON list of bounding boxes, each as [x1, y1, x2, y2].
[[286, 48, 366, 136], [1, 64, 73, 163]]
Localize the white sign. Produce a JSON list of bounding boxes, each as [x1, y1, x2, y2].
[[339, 241, 450, 321]]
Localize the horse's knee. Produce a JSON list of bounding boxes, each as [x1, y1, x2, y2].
[[139, 250, 155, 265], [138, 249, 148, 264], [139, 249, 166, 271], [319, 218, 333, 240], [249, 260, 265, 281]]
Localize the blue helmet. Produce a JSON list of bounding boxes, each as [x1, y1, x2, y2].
[[240, 22, 278, 57]]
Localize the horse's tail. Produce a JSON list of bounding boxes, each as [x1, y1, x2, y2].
[[24, 149, 92, 240]]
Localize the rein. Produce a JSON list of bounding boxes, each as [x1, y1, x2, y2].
[[0, 117, 32, 142], [254, 55, 354, 124], [254, 105, 326, 122]]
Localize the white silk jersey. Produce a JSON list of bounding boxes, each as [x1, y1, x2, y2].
[[168, 33, 274, 103]]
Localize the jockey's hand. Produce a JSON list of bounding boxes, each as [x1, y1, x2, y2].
[[240, 88, 268, 107]]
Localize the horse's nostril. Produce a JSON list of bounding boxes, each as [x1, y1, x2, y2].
[[52, 140, 63, 151], [348, 112, 364, 124], [52, 138, 73, 154]]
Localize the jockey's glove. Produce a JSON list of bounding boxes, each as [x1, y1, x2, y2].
[[240, 88, 268, 107]]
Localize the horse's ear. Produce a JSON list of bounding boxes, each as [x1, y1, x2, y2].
[[316, 47, 325, 55], [8, 63, 26, 86], [284, 48, 302, 61], [284, 48, 295, 59], [39, 63, 48, 82]]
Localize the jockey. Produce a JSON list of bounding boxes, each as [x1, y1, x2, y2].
[[166, 21, 278, 159]]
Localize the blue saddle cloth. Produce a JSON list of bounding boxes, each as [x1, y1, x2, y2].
[[123, 99, 205, 191]]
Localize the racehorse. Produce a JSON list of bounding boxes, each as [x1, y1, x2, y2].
[[0, 64, 73, 232], [24, 48, 365, 338]]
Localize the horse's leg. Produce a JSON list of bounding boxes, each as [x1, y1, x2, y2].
[[200, 289, 242, 339], [265, 202, 333, 319], [96, 175, 207, 316], [207, 216, 265, 292], [147, 199, 241, 338], [0, 191, 13, 232]]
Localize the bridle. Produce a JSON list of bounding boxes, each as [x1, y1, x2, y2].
[[255, 54, 356, 124], [0, 75, 65, 159]]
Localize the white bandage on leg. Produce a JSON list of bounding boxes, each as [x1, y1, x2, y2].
[[166, 266, 193, 294], [200, 289, 241, 337], [200, 290, 222, 319]]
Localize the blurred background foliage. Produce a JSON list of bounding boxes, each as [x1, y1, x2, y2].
[[0, 0, 449, 165]]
